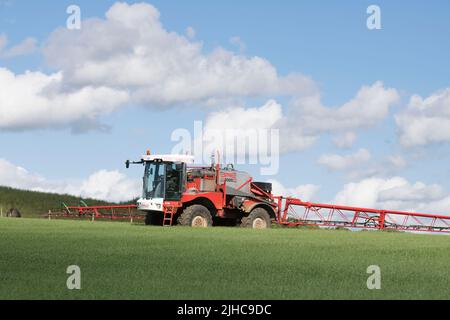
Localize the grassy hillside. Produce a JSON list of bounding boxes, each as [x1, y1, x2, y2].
[[0, 186, 135, 218], [1, 218, 449, 300]]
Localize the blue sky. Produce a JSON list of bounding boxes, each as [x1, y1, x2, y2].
[[0, 1, 450, 210]]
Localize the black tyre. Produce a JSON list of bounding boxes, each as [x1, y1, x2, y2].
[[241, 207, 271, 229], [177, 204, 213, 228], [145, 211, 164, 226]]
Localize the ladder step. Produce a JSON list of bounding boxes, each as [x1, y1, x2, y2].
[[162, 207, 176, 226]]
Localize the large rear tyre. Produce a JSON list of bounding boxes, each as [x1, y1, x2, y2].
[[145, 211, 164, 226], [177, 205, 213, 228], [241, 207, 271, 229]]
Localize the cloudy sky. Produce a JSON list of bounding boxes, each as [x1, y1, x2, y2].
[[0, 1, 450, 212]]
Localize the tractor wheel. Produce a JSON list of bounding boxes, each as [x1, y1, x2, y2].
[[241, 207, 271, 229], [177, 204, 213, 228], [145, 211, 164, 226]]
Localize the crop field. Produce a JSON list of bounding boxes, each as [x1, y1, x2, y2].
[[1, 217, 450, 300]]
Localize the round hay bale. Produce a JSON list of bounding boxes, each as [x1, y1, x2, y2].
[[7, 208, 22, 218]]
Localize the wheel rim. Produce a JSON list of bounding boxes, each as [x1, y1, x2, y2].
[[252, 217, 267, 229], [192, 216, 208, 227]]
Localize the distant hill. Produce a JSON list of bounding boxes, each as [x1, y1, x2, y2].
[[0, 186, 136, 218]]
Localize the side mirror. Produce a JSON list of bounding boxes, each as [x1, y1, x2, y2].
[[125, 160, 130, 169]]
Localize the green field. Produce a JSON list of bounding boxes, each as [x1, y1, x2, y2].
[[1, 217, 449, 300]]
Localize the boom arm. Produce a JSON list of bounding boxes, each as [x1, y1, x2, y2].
[[275, 197, 450, 234]]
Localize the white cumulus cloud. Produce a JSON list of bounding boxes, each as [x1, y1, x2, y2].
[[78, 170, 141, 203], [204, 99, 283, 132], [43, 2, 315, 106], [287, 81, 400, 132], [318, 149, 371, 171], [188, 100, 284, 168], [279, 81, 399, 152], [0, 2, 317, 132], [333, 176, 449, 214], [198, 82, 400, 155], [0, 68, 130, 131], [269, 179, 320, 201], [396, 88, 450, 147]]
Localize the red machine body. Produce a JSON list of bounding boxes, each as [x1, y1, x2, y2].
[[138, 160, 278, 228]]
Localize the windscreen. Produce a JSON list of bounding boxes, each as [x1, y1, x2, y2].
[[143, 162, 166, 199]]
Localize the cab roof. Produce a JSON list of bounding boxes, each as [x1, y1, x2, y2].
[[142, 154, 195, 163]]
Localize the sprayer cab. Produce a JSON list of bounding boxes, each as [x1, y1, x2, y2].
[[126, 154, 195, 212]]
